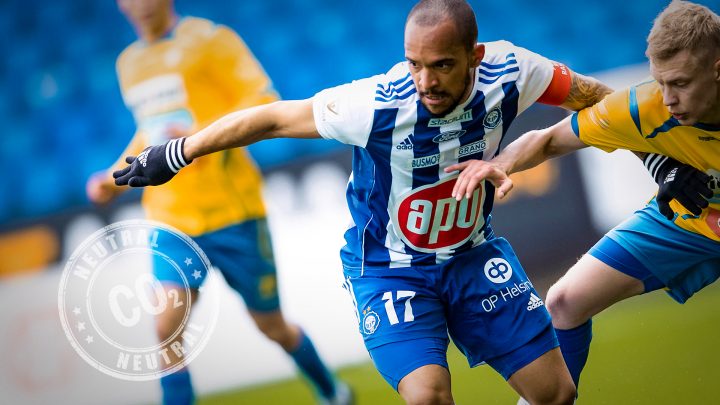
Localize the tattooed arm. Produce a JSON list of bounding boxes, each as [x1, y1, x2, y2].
[[559, 72, 613, 111]]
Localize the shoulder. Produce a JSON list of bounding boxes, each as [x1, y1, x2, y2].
[[175, 17, 249, 59], [481, 40, 519, 61], [175, 17, 217, 38], [174, 17, 241, 47], [629, 79, 671, 134], [116, 41, 143, 71], [632, 79, 663, 109], [373, 62, 417, 105]]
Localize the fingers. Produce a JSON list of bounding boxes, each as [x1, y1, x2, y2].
[[674, 192, 706, 216], [444, 162, 469, 173], [693, 171, 712, 185], [125, 156, 136, 164], [496, 178, 514, 199], [113, 165, 131, 180], [689, 174, 714, 200], [687, 188, 710, 209], [656, 197, 675, 221], [113, 166, 134, 186], [453, 166, 486, 201], [128, 176, 150, 187]]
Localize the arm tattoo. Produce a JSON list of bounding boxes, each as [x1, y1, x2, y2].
[[561, 72, 613, 111]]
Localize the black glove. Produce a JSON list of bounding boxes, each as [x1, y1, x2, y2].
[[644, 153, 712, 220], [113, 138, 192, 187]]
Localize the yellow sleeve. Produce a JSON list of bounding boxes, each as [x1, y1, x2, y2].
[[207, 26, 279, 110], [104, 132, 147, 183], [572, 87, 648, 153]]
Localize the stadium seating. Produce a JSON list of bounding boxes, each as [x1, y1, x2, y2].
[[2, 0, 713, 224]]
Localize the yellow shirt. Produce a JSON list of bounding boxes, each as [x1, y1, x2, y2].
[[114, 17, 277, 236], [573, 80, 720, 241]]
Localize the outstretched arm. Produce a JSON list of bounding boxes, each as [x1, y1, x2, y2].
[[446, 115, 587, 200], [114, 99, 319, 187], [184, 99, 319, 160]]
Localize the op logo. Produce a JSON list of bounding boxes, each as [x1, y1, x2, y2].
[[484, 258, 513, 284]]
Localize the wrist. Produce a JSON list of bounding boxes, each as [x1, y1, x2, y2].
[[491, 158, 512, 176], [643, 153, 670, 182], [165, 137, 192, 173]]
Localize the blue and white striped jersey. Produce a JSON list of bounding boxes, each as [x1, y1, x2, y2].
[[312, 41, 556, 269]]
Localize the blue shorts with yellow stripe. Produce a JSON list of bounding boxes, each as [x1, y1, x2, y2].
[[153, 219, 280, 312], [589, 199, 720, 303]]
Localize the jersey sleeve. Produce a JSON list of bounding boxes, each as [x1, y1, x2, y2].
[[311, 76, 379, 147], [572, 87, 648, 153], [207, 26, 279, 110], [511, 44, 557, 113]]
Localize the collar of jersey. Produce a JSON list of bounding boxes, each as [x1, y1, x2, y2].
[[692, 121, 720, 131], [138, 15, 183, 46]]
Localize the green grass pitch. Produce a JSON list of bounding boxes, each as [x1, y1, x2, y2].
[[200, 282, 720, 404]]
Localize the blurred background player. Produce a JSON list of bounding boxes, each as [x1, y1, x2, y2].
[[85, 1, 351, 404], [448, 0, 719, 399]]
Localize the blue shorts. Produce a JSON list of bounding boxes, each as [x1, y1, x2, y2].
[[153, 219, 280, 312], [343, 237, 557, 390], [589, 199, 720, 303]]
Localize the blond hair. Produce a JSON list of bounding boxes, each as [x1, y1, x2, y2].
[[646, 0, 720, 62]]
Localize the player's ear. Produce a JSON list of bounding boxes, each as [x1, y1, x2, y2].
[[714, 56, 720, 81], [471, 43, 485, 68]]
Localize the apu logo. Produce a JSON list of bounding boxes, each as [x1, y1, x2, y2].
[[484, 257, 513, 283], [706, 208, 720, 238], [432, 130, 467, 143], [394, 176, 484, 252], [483, 106, 502, 129]]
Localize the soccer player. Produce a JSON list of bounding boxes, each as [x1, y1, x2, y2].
[[112, 0, 617, 403], [86, 1, 351, 404], [447, 0, 719, 397]]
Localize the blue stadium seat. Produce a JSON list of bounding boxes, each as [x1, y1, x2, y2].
[[3, 0, 719, 224]]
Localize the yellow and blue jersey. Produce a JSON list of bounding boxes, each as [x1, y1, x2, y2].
[[571, 79, 720, 241], [112, 17, 277, 236]]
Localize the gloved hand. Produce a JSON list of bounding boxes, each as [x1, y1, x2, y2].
[[644, 153, 712, 220], [113, 138, 191, 187]]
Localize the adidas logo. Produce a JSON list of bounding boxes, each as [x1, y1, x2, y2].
[[527, 293, 544, 311], [664, 167, 677, 184], [396, 135, 414, 150], [137, 150, 150, 167]]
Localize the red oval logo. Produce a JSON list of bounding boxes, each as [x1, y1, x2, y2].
[[705, 208, 720, 238], [394, 176, 485, 252]]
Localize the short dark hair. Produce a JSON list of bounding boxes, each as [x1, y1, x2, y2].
[[646, 0, 720, 62], [407, 0, 478, 51]]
